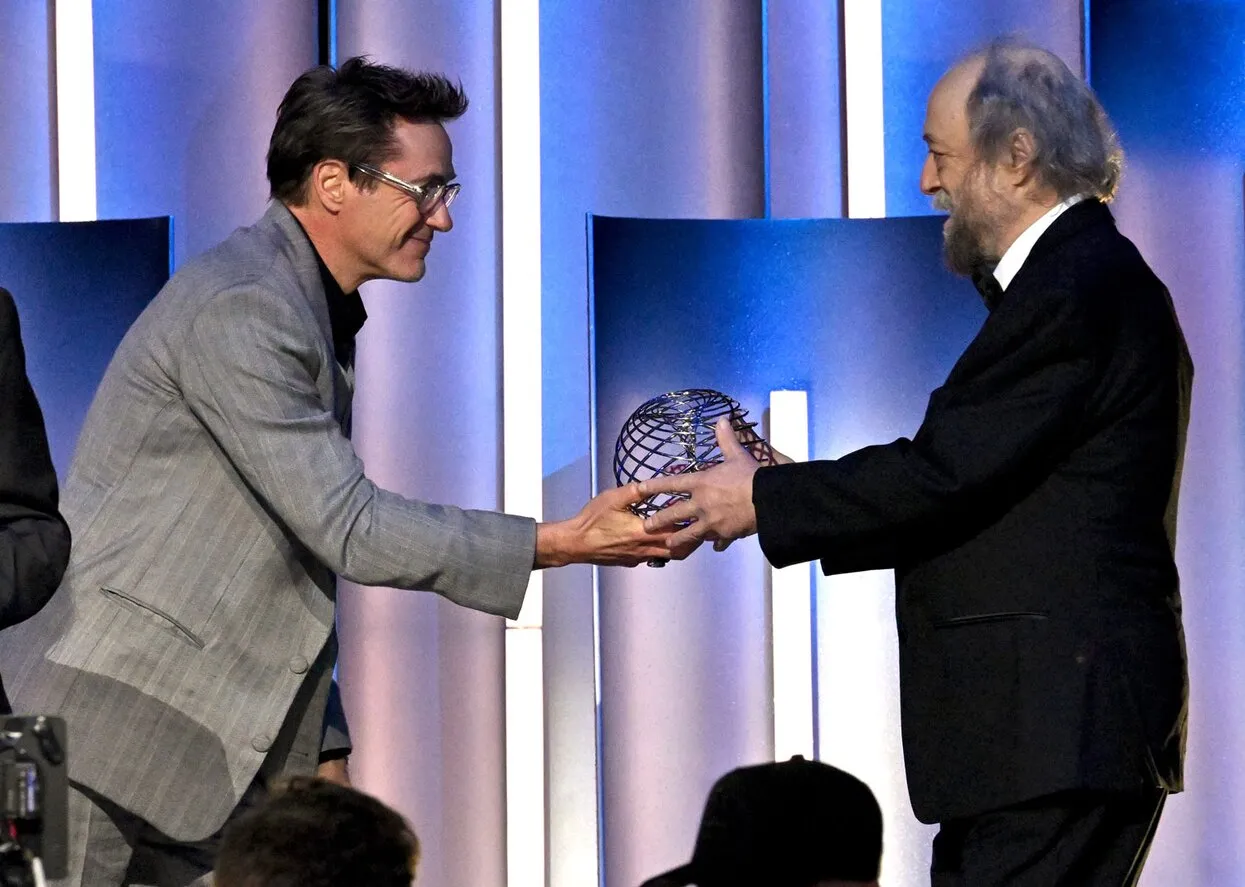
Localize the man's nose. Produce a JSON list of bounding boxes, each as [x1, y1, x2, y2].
[[426, 201, 453, 232], [919, 154, 940, 197]]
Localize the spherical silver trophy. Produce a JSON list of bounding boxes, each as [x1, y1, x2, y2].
[[613, 389, 772, 566]]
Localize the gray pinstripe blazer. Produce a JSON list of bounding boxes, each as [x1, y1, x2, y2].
[[0, 202, 535, 840]]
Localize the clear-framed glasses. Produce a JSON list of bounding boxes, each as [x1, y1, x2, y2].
[[350, 162, 461, 214]]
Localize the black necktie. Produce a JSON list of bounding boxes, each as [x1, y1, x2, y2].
[[971, 267, 1004, 311]]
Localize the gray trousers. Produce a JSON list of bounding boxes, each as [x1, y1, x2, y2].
[[54, 780, 266, 887], [53, 650, 335, 887]]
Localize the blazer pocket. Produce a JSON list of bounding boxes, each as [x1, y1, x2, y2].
[[932, 611, 1049, 629], [98, 586, 205, 649]]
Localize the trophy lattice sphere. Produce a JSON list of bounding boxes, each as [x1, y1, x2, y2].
[[613, 389, 772, 519]]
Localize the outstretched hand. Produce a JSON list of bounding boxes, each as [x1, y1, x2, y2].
[[638, 417, 764, 551], [534, 483, 700, 568]]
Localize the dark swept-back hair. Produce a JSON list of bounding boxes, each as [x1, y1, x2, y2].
[[267, 56, 468, 204], [967, 39, 1123, 202], [215, 778, 419, 887]]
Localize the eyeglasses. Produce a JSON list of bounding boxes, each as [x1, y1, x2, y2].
[[350, 162, 461, 214]]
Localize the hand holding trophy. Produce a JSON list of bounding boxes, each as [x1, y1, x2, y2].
[[614, 389, 773, 564]]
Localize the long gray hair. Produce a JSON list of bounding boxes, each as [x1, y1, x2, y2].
[[967, 39, 1123, 201]]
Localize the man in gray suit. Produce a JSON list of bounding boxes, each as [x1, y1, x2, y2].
[[0, 58, 677, 886]]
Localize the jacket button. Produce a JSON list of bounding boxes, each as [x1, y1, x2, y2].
[[289, 655, 309, 674], [252, 735, 272, 753]]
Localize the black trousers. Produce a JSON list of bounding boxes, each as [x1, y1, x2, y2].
[[930, 787, 1167, 887]]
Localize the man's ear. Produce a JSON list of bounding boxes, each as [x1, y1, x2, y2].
[[1005, 127, 1038, 187], [308, 160, 351, 214]]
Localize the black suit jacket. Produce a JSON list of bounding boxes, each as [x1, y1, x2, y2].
[[0, 288, 70, 712], [754, 201, 1191, 823]]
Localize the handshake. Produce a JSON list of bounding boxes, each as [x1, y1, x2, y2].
[[534, 390, 791, 570]]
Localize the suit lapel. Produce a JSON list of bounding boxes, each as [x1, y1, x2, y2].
[[337, 364, 355, 438], [261, 201, 356, 434], [265, 202, 334, 347]]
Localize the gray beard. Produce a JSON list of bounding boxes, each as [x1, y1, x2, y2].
[[933, 163, 1018, 278], [943, 210, 999, 278]]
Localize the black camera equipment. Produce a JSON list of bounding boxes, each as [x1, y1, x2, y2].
[[0, 716, 67, 887]]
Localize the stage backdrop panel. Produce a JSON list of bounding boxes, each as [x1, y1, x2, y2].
[[1090, 2, 1245, 883], [591, 215, 984, 887], [0, 218, 171, 476]]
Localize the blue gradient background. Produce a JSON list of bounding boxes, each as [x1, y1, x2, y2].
[[1091, 2, 1245, 882], [0, 3, 54, 222], [92, 0, 316, 266], [0, 218, 170, 476], [592, 217, 978, 417], [880, 3, 1082, 216], [592, 215, 983, 885]]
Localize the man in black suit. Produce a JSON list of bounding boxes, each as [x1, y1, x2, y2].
[[0, 287, 70, 713], [641, 40, 1191, 887]]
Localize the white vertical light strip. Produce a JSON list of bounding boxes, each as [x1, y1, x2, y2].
[[54, 0, 97, 222], [843, 0, 886, 218], [501, 0, 545, 885], [769, 391, 815, 761], [504, 629, 545, 886]]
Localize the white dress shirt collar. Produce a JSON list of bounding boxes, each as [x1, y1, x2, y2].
[[993, 194, 1087, 291]]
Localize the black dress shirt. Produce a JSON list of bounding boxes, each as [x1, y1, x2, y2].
[[289, 217, 368, 366]]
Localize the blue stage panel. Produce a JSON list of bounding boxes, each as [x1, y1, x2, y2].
[[590, 214, 984, 887], [591, 215, 983, 459], [0, 218, 171, 476]]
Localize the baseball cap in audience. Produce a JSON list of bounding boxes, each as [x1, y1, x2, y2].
[[639, 756, 883, 887]]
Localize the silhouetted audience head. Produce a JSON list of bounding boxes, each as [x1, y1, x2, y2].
[[215, 777, 419, 887], [640, 756, 883, 887]]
